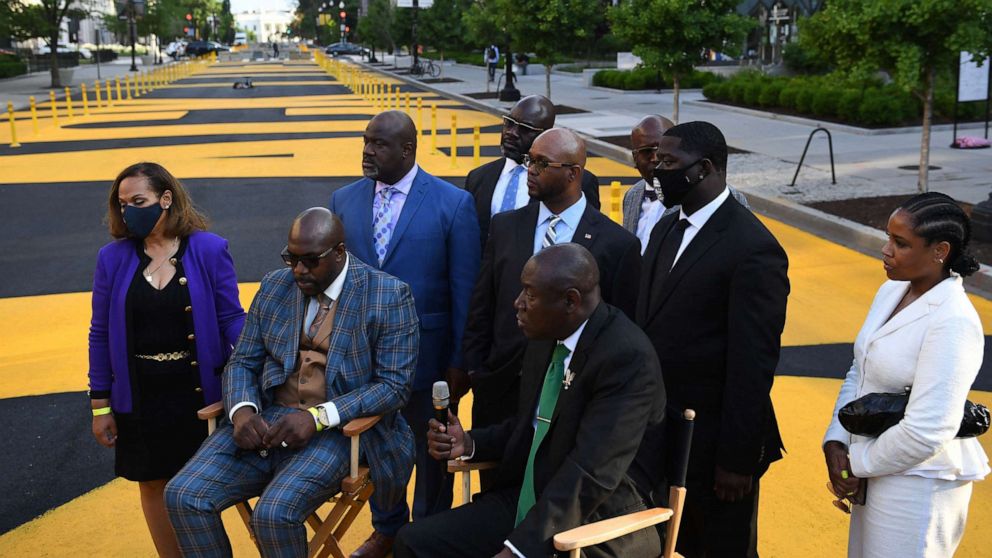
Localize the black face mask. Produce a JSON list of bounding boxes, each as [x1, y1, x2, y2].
[[653, 158, 703, 208], [123, 203, 164, 239]]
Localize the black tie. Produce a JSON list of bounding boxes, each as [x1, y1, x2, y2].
[[652, 218, 690, 296], [643, 188, 658, 202]]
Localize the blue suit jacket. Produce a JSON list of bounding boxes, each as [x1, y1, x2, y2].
[[223, 256, 419, 508], [330, 168, 481, 391]]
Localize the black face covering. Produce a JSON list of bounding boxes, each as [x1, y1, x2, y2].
[[123, 203, 164, 239], [653, 158, 703, 208]]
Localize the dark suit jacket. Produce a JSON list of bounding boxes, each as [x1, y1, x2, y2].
[[330, 168, 481, 391], [465, 157, 602, 248], [471, 303, 665, 557], [634, 196, 789, 495], [462, 202, 641, 426]]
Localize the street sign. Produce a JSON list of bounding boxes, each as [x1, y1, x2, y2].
[[959, 51, 991, 103], [396, 0, 433, 7]]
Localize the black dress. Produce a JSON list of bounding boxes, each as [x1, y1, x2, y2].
[[114, 242, 208, 481]]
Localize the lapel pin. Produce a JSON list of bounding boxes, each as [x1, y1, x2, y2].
[[562, 369, 575, 390], [584, 233, 592, 239]]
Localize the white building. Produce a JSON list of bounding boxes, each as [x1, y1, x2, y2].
[[235, 9, 294, 43]]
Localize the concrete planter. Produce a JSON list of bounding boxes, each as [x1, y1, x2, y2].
[[57, 68, 74, 84], [141, 55, 155, 67]]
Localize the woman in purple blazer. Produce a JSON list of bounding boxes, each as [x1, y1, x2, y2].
[[88, 162, 245, 556]]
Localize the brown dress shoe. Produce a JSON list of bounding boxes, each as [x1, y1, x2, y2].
[[350, 531, 395, 558]]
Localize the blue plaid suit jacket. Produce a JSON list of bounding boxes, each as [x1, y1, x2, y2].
[[223, 255, 419, 508]]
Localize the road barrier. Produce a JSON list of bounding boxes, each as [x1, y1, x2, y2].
[[29, 96, 38, 134], [474, 125, 481, 166], [451, 114, 458, 168], [81, 83, 90, 116], [7, 101, 20, 148], [49, 90, 59, 127]]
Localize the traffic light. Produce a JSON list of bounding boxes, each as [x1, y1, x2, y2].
[[185, 13, 192, 21], [339, 10, 346, 18]]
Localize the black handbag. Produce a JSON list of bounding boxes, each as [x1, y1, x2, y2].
[[839, 389, 990, 438]]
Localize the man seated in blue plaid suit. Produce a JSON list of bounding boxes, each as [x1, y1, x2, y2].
[[165, 208, 419, 557]]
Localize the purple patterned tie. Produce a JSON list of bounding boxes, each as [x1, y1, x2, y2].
[[373, 186, 396, 265]]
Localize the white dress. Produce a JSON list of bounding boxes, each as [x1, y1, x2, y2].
[[824, 276, 990, 558]]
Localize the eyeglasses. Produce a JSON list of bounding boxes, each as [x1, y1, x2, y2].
[[281, 243, 342, 269], [631, 145, 659, 159], [522, 155, 579, 175], [503, 115, 546, 134]]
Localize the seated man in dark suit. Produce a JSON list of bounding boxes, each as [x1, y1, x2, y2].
[[465, 95, 602, 249], [394, 243, 665, 558], [165, 209, 418, 557], [458, 129, 641, 464]]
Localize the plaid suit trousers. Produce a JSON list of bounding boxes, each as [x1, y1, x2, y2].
[[165, 405, 350, 558]]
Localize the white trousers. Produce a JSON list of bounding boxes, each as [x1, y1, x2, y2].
[[848, 474, 974, 558]]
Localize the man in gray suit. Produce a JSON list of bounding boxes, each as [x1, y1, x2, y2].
[[622, 115, 749, 254]]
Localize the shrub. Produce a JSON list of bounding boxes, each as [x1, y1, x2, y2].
[[811, 87, 840, 117], [0, 60, 27, 78], [782, 42, 831, 75], [758, 81, 785, 107], [836, 89, 862, 122], [858, 89, 899, 126], [743, 80, 764, 106], [778, 85, 801, 110], [702, 81, 727, 101], [795, 85, 817, 114]]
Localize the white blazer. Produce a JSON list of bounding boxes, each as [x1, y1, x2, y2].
[[824, 276, 990, 481]]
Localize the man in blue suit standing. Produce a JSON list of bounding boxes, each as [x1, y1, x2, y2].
[[330, 110, 481, 558]]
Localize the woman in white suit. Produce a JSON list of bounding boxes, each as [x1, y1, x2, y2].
[[823, 192, 990, 558]]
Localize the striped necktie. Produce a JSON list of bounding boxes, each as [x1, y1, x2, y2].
[[307, 294, 332, 339], [542, 215, 562, 249]]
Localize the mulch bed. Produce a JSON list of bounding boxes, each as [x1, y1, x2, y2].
[[699, 99, 984, 130], [808, 194, 992, 265], [464, 92, 500, 99], [598, 134, 751, 154], [420, 78, 462, 84]]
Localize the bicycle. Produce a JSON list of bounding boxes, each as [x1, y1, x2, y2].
[[409, 58, 441, 79]]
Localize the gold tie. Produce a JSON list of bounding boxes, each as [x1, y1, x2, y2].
[[307, 294, 332, 339]]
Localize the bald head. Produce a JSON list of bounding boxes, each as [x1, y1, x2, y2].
[[368, 110, 418, 146], [363, 110, 417, 184], [531, 128, 586, 168], [631, 114, 675, 182], [531, 243, 600, 297], [515, 243, 601, 340], [515, 95, 556, 130], [287, 208, 347, 296], [502, 95, 556, 161]]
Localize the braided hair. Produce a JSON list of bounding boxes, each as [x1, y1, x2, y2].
[[899, 192, 981, 277]]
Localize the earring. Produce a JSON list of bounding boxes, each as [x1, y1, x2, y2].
[[936, 258, 944, 264]]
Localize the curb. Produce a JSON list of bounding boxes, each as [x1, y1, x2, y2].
[[586, 85, 705, 96], [357, 61, 992, 299], [685, 99, 991, 136]]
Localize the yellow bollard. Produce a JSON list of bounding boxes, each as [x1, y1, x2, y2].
[[81, 83, 90, 115], [133, 73, 141, 97], [417, 97, 423, 134], [393, 85, 399, 110], [7, 102, 21, 148], [609, 181, 622, 224], [49, 90, 59, 127], [29, 96, 39, 135], [94, 80, 102, 108], [125, 76, 133, 100], [64, 87, 75, 120], [405, 92, 411, 114], [114, 78, 121, 104], [450, 114, 458, 168], [473, 125, 481, 166], [431, 103, 437, 151]]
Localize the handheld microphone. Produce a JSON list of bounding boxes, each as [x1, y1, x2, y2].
[[432, 381, 450, 427]]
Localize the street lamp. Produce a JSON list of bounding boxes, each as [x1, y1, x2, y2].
[[339, 1, 346, 44]]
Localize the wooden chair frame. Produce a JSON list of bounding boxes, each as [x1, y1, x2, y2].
[[198, 401, 381, 558], [447, 409, 695, 558]]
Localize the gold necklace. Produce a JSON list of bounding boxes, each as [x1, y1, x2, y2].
[[144, 238, 179, 284]]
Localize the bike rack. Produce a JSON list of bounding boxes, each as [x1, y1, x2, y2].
[[790, 126, 837, 187]]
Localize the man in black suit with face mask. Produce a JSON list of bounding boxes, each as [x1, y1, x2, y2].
[[634, 121, 789, 558]]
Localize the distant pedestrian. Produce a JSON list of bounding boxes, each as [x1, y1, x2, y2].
[[272, 41, 279, 57], [485, 44, 499, 82], [88, 162, 245, 557]]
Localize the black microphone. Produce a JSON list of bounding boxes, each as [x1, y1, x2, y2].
[[432, 381, 450, 427]]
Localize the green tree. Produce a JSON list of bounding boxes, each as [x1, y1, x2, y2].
[[357, 0, 394, 58], [801, 0, 992, 192], [506, 0, 603, 99], [610, 0, 752, 123], [7, 0, 75, 87], [420, 0, 469, 67]]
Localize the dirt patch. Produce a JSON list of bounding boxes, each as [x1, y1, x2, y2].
[[807, 194, 992, 265]]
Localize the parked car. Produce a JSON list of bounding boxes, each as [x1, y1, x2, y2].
[[37, 44, 92, 59], [233, 32, 247, 46], [325, 42, 366, 57], [185, 40, 229, 56]]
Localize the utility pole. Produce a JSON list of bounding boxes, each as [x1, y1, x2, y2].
[[128, 1, 138, 72]]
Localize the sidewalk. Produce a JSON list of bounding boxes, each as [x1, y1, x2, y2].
[[0, 58, 166, 111]]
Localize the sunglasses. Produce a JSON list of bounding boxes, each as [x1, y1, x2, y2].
[[503, 115, 545, 134], [631, 145, 659, 159], [522, 154, 579, 175], [281, 243, 342, 269]]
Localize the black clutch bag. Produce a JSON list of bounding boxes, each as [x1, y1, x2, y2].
[[839, 390, 990, 438]]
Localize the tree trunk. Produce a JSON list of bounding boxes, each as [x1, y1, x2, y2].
[[545, 63, 551, 99], [672, 74, 681, 124], [918, 66, 934, 193], [440, 50, 444, 78], [49, 27, 60, 88]]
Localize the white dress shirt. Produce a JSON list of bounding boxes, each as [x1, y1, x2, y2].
[[671, 187, 730, 267], [636, 183, 666, 255], [506, 319, 589, 558], [228, 254, 351, 428], [490, 158, 530, 216], [533, 195, 587, 254]]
